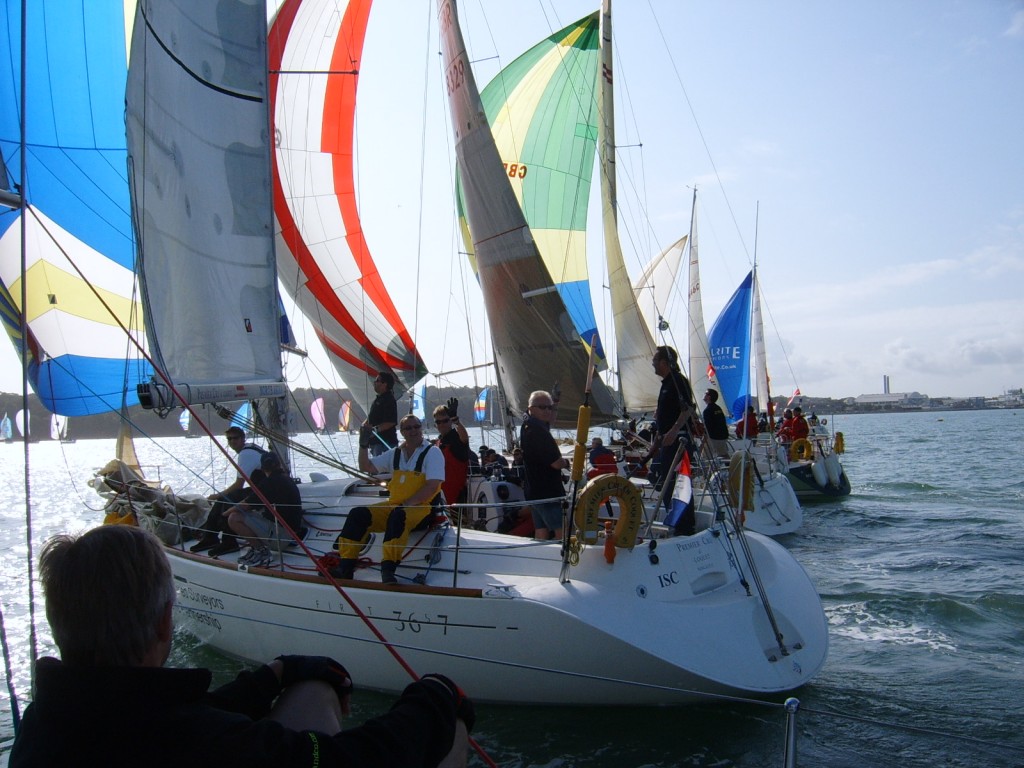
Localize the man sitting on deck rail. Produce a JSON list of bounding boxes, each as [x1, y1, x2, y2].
[[9, 525, 473, 768], [225, 451, 304, 569], [336, 414, 445, 583]]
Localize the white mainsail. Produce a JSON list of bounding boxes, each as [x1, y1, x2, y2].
[[127, 0, 286, 410]]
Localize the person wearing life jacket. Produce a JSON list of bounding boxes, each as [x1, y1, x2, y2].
[[338, 414, 444, 583], [432, 399, 469, 505], [790, 406, 810, 441], [735, 405, 759, 440], [776, 409, 795, 442]]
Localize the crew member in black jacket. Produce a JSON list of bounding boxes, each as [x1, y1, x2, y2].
[[11, 525, 473, 768]]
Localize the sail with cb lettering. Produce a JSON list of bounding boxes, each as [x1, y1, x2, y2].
[[441, 0, 617, 423], [455, 12, 606, 370]]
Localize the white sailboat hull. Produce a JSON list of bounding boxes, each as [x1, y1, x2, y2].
[[166, 477, 827, 705]]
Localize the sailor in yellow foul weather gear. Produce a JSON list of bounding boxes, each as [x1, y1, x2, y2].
[[336, 413, 445, 583]]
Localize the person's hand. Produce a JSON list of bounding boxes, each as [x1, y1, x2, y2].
[[358, 424, 372, 449], [446, 397, 459, 419], [420, 673, 475, 732], [276, 655, 353, 714]]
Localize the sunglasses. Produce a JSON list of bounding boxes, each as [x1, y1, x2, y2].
[[533, 404, 556, 411], [401, 424, 422, 432], [435, 417, 451, 424]]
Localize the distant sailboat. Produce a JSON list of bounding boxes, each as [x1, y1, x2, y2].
[[708, 269, 850, 501], [474, 387, 489, 423], [411, 383, 426, 421], [50, 413, 75, 443], [310, 397, 327, 435], [1, 412, 12, 443], [338, 400, 353, 432], [14, 408, 28, 439]]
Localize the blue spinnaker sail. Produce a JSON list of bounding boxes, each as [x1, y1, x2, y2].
[[707, 271, 753, 421], [0, 1, 151, 415]]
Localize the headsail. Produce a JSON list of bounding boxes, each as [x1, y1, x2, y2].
[[600, 0, 661, 414], [269, 0, 426, 418], [708, 270, 754, 421], [439, 0, 616, 422], [456, 11, 606, 369], [684, 191, 718, 400], [127, 1, 287, 410], [0, 1, 151, 416], [751, 268, 772, 422]]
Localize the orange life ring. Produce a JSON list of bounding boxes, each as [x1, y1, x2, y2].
[[789, 438, 814, 462], [574, 474, 642, 550]]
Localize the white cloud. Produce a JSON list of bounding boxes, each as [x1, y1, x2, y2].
[[1005, 10, 1024, 37]]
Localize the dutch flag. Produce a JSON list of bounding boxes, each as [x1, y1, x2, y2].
[[664, 452, 693, 529]]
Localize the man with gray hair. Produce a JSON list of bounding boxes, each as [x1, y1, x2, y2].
[[10, 525, 472, 767], [520, 390, 570, 540]]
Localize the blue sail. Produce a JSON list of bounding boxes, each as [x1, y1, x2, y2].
[[0, 1, 151, 416], [707, 271, 753, 421]]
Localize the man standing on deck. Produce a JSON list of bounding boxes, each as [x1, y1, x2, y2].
[[520, 390, 570, 541], [649, 346, 698, 534], [432, 399, 470, 505], [361, 371, 398, 456], [10, 524, 473, 767]]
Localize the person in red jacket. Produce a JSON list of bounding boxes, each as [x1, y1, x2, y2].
[[11, 525, 473, 768], [735, 405, 759, 439], [790, 406, 810, 441], [433, 399, 469, 505]]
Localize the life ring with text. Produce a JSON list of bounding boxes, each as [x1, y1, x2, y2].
[[834, 432, 845, 454], [574, 474, 642, 550], [789, 438, 814, 462]]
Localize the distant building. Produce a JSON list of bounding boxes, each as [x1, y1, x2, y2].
[[854, 391, 927, 407]]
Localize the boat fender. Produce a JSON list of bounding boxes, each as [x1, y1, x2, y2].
[[824, 452, 842, 487], [571, 404, 591, 482], [574, 474, 642, 550], [728, 452, 756, 515], [811, 458, 828, 488], [834, 432, 845, 454], [776, 444, 790, 472], [789, 438, 814, 462]]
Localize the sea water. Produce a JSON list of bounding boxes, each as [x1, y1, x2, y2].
[[0, 410, 1022, 767]]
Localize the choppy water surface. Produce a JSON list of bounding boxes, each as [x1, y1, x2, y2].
[[0, 410, 1022, 766]]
